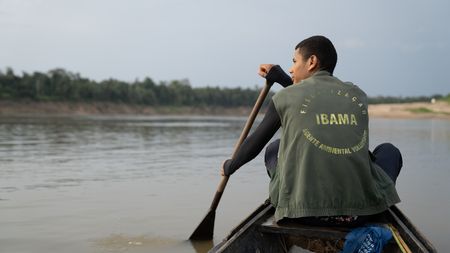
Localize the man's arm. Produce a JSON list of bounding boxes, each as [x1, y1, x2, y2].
[[221, 101, 281, 176]]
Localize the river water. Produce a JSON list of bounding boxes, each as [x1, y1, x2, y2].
[[0, 115, 449, 252]]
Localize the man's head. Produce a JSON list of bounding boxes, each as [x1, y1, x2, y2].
[[289, 35, 337, 84]]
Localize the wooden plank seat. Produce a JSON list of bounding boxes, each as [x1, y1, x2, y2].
[[259, 216, 351, 240]]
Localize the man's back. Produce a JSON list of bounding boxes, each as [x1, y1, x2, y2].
[[270, 71, 400, 221]]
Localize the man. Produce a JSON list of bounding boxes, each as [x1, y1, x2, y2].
[[221, 35, 402, 226]]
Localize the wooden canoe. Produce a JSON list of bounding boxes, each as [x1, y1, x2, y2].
[[209, 200, 436, 253]]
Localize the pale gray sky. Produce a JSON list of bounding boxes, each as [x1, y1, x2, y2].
[[1, 0, 449, 96]]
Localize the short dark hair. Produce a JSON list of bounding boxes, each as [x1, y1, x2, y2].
[[295, 35, 337, 74]]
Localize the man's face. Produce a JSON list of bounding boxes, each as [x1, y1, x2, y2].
[[289, 49, 312, 84]]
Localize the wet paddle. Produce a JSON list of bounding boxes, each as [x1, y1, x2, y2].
[[189, 81, 273, 241]]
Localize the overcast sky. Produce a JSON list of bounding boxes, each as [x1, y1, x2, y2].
[[1, 0, 449, 96]]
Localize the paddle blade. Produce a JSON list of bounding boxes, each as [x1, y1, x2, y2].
[[189, 210, 215, 241]]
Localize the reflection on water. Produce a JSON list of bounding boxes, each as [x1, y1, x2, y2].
[[94, 234, 192, 252], [94, 235, 214, 253], [189, 240, 215, 253], [0, 115, 449, 252]]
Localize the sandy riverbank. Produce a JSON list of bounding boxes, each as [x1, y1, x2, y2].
[[1, 100, 449, 119], [368, 101, 450, 120]]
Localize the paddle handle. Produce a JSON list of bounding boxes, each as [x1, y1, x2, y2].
[[210, 81, 272, 210]]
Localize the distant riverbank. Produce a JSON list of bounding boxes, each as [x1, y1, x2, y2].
[[0, 101, 253, 116], [1, 100, 450, 119]]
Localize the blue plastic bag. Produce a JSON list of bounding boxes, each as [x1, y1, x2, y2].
[[342, 225, 392, 253]]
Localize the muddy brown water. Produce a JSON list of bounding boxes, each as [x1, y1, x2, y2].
[[1, 115, 448, 252]]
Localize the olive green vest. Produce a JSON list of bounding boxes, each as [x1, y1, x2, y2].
[[271, 71, 400, 221]]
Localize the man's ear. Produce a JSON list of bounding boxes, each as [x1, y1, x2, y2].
[[307, 55, 319, 72]]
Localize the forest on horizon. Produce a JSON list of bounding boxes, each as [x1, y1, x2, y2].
[[1, 68, 448, 106]]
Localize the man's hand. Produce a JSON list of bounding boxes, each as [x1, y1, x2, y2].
[[220, 159, 233, 176], [220, 160, 227, 176], [258, 64, 275, 78], [259, 64, 293, 88]]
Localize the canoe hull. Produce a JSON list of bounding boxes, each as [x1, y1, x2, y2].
[[210, 200, 436, 253]]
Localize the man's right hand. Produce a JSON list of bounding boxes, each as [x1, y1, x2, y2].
[[258, 64, 275, 78], [259, 64, 293, 88]]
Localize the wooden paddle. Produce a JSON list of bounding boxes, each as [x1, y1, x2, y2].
[[189, 80, 273, 241]]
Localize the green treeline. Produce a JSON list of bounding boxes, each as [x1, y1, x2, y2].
[[0, 68, 447, 106], [0, 68, 267, 107]]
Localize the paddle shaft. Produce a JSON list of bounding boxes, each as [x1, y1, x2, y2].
[[189, 81, 272, 240], [209, 81, 272, 211]]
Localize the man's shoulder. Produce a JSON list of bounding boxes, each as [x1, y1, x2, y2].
[[342, 81, 367, 98], [273, 83, 309, 99], [329, 75, 367, 97]]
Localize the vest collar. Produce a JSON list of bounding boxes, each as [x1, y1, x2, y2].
[[295, 70, 331, 85], [312, 70, 331, 77]]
